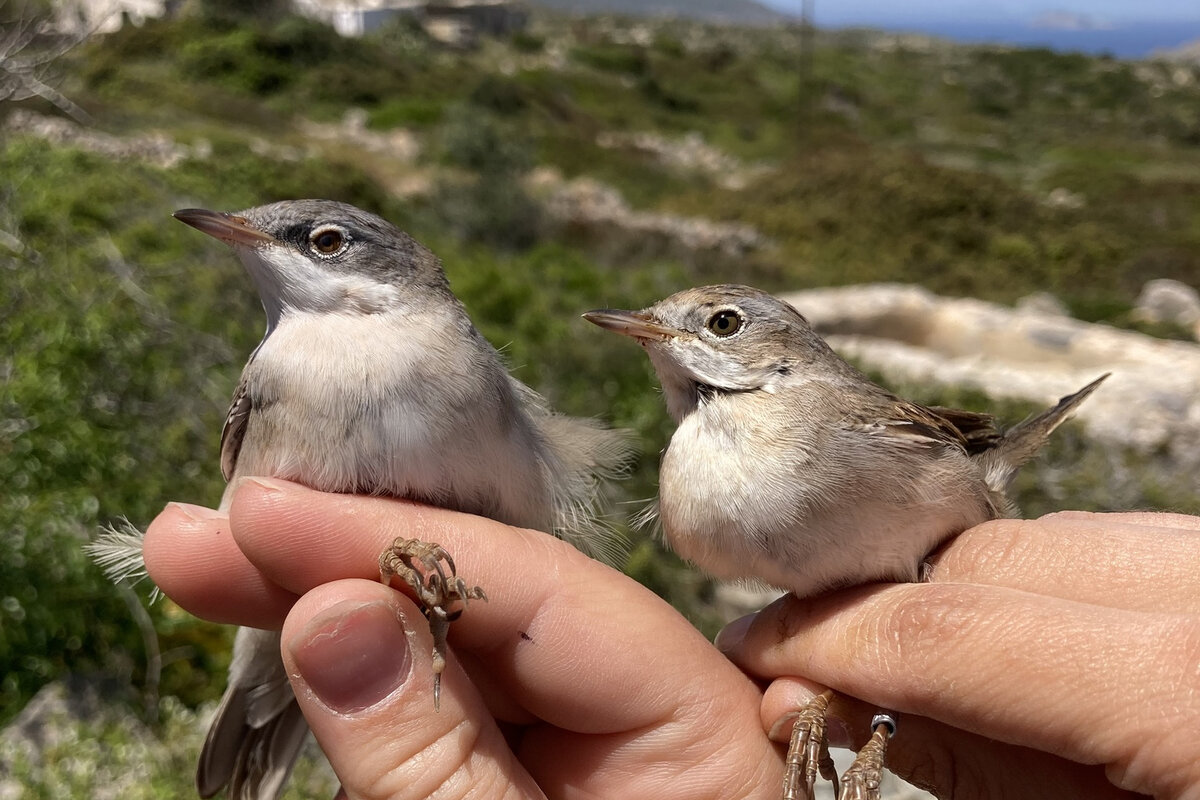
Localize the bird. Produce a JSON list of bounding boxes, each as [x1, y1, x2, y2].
[[90, 199, 631, 800], [584, 283, 1106, 800]]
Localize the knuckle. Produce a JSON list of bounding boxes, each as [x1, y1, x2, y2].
[[1106, 617, 1200, 796], [930, 517, 1038, 581]]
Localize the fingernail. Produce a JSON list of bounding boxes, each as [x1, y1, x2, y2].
[[714, 612, 755, 654], [289, 601, 413, 714], [167, 502, 223, 521]]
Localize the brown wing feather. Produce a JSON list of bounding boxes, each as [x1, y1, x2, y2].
[[220, 378, 252, 482], [872, 399, 970, 451], [926, 405, 1002, 454]]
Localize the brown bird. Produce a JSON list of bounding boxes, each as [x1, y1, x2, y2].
[[586, 283, 1106, 800]]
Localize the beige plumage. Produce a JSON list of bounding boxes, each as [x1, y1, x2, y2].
[[586, 283, 1106, 800]]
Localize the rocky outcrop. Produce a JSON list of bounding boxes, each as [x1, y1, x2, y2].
[[781, 283, 1200, 467], [595, 129, 768, 190], [1133, 278, 1200, 334], [4, 109, 205, 167], [540, 174, 768, 258]]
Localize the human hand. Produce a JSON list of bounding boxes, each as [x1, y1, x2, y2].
[[144, 477, 784, 799], [717, 511, 1200, 800]]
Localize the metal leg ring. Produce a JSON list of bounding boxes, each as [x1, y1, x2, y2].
[[869, 712, 898, 737]]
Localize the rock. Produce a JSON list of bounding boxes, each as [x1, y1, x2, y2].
[[1133, 278, 1200, 328], [544, 176, 768, 258], [1016, 291, 1069, 317], [0, 677, 148, 800], [595, 129, 768, 190], [1044, 186, 1085, 209], [780, 283, 1200, 468], [299, 109, 421, 162], [4, 109, 197, 168]]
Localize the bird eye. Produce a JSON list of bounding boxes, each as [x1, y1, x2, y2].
[[310, 227, 346, 255], [706, 309, 743, 337]]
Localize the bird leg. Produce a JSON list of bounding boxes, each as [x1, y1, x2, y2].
[[837, 714, 896, 800], [778, 689, 839, 800], [378, 538, 487, 709]]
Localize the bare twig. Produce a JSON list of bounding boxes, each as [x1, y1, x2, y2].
[[0, 0, 93, 123]]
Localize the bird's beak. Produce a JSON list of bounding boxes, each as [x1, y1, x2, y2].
[[583, 309, 680, 342], [173, 208, 276, 247]]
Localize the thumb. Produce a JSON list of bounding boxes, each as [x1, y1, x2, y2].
[[281, 579, 543, 800]]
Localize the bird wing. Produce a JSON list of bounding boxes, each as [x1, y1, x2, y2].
[[862, 399, 974, 453], [220, 376, 252, 482], [926, 405, 1002, 454]]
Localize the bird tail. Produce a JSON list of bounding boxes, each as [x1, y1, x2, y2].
[[980, 373, 1109, 500]]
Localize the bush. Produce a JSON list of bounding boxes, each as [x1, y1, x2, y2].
[[0, 136, 404, 722]]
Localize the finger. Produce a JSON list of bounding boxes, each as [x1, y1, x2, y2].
[[762, 679, 1141, 800], [226, 476, 704, 719], [724, 583, 1200, 799], [231, 478, 784, 798], [281, 579, 544, 800], [927, 514, 1200, 614], [1046, 510, 1200, 531], [143, 502, 298, 628]]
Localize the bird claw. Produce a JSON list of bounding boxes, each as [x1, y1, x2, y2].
[[378, 538, 487, 709], [779, 689, 839, 800], [836, 716, 895, 800]]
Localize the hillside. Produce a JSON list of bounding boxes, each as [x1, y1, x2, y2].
[[528, 0, 791, 25], [3, 6, 1200, 795]]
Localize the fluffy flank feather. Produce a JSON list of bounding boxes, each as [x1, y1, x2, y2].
[[86, 519, 159, 601], [630, 496, 661, 534], [537, 412, 635, 565]]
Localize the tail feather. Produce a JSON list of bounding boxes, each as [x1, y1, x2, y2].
[[979, 373, 1109, 497], [199, 627, 308, 800], [198, 686, 308, 800]]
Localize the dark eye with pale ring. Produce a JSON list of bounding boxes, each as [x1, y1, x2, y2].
[[310, 227, 346, 255], [706, 309, 742, 337]]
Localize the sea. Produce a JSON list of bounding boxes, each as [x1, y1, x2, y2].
[[828, 19, 1200, 59]]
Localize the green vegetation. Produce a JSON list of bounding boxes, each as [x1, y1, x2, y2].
[[3, 6, 1199, 792]]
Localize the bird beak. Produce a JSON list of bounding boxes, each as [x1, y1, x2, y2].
[[173, 208, 276, 247], [583, 309, 680, 342]]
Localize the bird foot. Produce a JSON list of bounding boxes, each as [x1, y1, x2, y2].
[[778, 689, 839, 800], [378, 538, 486, 709], [836, 714, 896, 800]]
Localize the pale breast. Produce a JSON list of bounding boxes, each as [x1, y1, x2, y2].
[[229, 309, 555, 531], [658, 391, 994, 598]]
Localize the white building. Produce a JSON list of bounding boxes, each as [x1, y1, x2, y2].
[[51, 0, 527, 44], [52, 0, 173, 35]]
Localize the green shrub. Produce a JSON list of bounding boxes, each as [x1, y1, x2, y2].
[[571, 43, 649, 75], [368, 97, 445, 128]]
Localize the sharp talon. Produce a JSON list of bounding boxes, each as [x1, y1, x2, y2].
[[377, 537, 486, 713], [781, 689, 838, 800], [836, 713, 895, 800]]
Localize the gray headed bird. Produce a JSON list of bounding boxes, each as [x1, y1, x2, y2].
[[94, 200, 631, 800]]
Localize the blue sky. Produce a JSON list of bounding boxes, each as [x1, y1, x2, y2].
[[761, 1, 1200, 26]]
